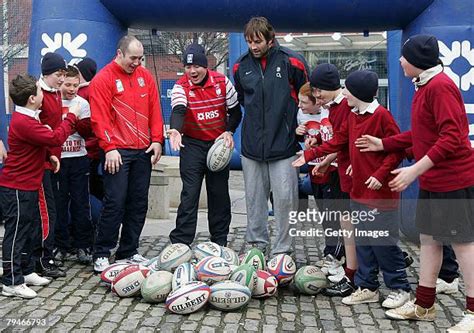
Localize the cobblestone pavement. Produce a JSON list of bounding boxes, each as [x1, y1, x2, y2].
[[0, 219, 466, 333], [0, 173, 466, 332]]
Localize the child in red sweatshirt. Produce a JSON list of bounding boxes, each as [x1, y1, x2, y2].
[[356, 34, 474, 331], [293, 70, 411, 309], [0, 75, 79, 298]]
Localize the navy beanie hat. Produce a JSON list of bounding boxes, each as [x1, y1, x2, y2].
[[182, 43, 208, 68], [41, 52, 67, 76], [76, 57, 97, 82], [345, 70, 379, 103], [402, 34, 439, 70], [309, 63, 341, 91]]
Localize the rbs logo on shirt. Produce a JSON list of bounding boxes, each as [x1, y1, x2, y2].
[[197, 110, 219, 121]]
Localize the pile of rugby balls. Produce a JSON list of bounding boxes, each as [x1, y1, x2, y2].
[[99, 241, 328, 314]]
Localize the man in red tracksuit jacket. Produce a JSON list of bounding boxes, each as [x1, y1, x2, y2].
[[90, 35, 164, 273]]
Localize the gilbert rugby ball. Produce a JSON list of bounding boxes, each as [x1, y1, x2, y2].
[[252, 270, 278, 298], [206, 138, 233, 172], [100, 263, 131, 286], [220, 247, 240, 265], [172, 262, 197, 291], [194, 242, 222, 261], [195, 256, 232, 284], [267, 254, 296, 286], [141, 270, 173, 303], [155, 243, 192, 272], [165, 281, 210, 314], [209, 281, 252, 311], [111, 264, 149, 297], [294, 265, 328, 295], [230, 263, 258, 292], [241, 248, 266, 270]]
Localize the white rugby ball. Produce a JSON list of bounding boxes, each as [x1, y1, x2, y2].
[[165, 281, 210, 314], [253, 270, 278, 298], [141, 270, 173, 303], [111, 264, 149, 297], [100, 263, 131, 286], [156, 243, 192, 272], [209, 280, 252, 310], [195, 256, 232, 284], [220, 247, 240, 265], [267, 254, 296, 286], [206, 138, 233, 172], [172, 262, 197, 291], [194, 242, 222, 261]]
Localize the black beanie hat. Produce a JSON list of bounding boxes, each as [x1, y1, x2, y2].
[[309, 63, 341, 91], [402, 34, 439, 70], [344, 70, 379, 103], [182, 43, 208, 68], [76, 57, 97, 82], [41, 52, 67, 76]]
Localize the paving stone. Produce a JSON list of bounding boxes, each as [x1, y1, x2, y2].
[[281, 304, 298, 313], [223, 312, 242, 323], [245, 308, 262, 319], [281, 312, 296, 321], [265, 315, 279, 325], [200, 326, 216, 333], [263, 324, 278, 332], [341, 317, 356, 328], [223, 324, 240, 332], [202, 316, 221, 326], [244, 319, 260, 331], [118, 319, 140, 331], [180, 321, 199, 331]]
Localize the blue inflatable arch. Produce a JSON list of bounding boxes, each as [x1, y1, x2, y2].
[[15, 0, 474, 239]]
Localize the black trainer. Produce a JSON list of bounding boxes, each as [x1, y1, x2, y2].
[[403, 251, 414, 268], [321, 276, 356, 297], [37, 261, 66, 279]]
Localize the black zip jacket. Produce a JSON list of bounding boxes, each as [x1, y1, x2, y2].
[[233, 44, 308, 161]]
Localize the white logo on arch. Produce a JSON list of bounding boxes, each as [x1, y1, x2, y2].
[[439, 40, 474, 92], [41, 32, 88, 64]]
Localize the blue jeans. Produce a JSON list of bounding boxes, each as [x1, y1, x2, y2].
[[351, 200, 410, 291], [93, 149, 151, 260]]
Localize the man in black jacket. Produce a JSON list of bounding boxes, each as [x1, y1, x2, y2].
[[233, 17, 308, 256]]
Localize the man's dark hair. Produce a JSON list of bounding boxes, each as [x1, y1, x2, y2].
[[244, 17, 275, 43], [65, 65, 80, 78], [117, 35, 140, 54], [9, 74, 38, 107]]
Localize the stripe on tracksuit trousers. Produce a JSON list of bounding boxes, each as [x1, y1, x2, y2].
[[32, 170, 57, 268], [0, 187, 38, 286]]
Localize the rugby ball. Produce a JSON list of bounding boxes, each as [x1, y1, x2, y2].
[[294, 265, 328, 295], [165, 281, 210, 314], [206, 138, 233, 172], [253, 270, 278, 298], [209, 281, 252, 311], [195, 256, 232, 284], [172, 262, 197, 291], [267, 254, 296, 286], [194, 242, 222, 261], [100, 263, 131, 286], [220, 247, 240, 265], [111, 264, 149, 297], [230, 264, 258, 292], [241, 248, 266, 270], [141, 270, 173, 303], [155, 243, 192, 272]]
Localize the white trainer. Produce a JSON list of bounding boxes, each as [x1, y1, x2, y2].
[[321, 255, 345, 275], [382, 290, 411, 309], [24, 273, 51, 286], [328, 266, 346, 283], [436, 278, 459, 295], [342, 287, 379, 305], [2, 283, 37, 299], [117, 253, 148, 264], [94, 257, 110, 273], [448, 311, 474, 332]]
